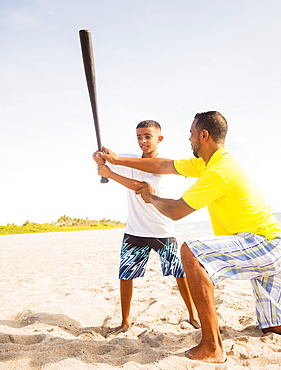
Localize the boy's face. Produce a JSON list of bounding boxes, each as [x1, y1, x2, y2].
[[136, 126, 163, 157]]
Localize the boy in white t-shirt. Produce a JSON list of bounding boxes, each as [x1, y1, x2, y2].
[[93, 120, 199, 335]]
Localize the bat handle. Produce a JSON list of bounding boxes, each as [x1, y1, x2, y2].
[[100, 176, 109, 183], [98, 147, 109, 183]]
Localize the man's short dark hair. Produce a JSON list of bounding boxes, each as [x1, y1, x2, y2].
[[136, 120, 161, 131], [194, 111, 228, 143]]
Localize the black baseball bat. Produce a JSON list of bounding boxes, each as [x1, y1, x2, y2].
[[79, 29, 109, 183]]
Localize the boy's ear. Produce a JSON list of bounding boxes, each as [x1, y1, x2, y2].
[[158, 135, 164, 143]]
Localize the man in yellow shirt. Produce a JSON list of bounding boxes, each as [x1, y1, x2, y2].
[[96, 111, 281, 364]]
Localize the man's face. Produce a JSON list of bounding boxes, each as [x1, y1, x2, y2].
[[189, 119, 201, 158]]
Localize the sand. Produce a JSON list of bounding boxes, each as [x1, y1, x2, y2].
[[1, 228, 281, 369]]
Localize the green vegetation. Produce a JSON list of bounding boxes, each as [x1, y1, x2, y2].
[[0, 215, 125, 235]]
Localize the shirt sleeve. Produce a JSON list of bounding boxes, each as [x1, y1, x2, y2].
[[107, 153, 162, 194], [181, 169, 228, 210], [106, 153, 137, 177], [174, 157, 206, 178], [140, 172, 162, 195]]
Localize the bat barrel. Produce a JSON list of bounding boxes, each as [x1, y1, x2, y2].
[[79, 29, 109, 183]]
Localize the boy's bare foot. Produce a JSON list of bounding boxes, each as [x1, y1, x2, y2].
[[262, 325, 281, 335], [106, 323, 130, 337], [189, 318, 201, 329], [184, 343, 226, 364]]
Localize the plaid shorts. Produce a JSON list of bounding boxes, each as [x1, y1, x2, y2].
[[119, 233, 185, 280], [186, 233, 281, 329]]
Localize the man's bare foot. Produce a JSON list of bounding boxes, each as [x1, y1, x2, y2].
[[184, 344, 226, 364], [189, 318, 201, 329], [106, 324, 130, 337], [262, 325, 281, 335]]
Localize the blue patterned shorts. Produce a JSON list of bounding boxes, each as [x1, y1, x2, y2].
[[119, 233, 185, 280]]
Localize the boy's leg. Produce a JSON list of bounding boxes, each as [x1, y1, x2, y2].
[[175, 277, 200, 329], [120, 279, 133, 329], [181, 243, 225, 363], [153, 236, 200, 328], [109, 279, 133, 335], [108, 234, 150, 336]]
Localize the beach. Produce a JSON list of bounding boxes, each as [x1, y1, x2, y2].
[[1, 228, 281, 369]]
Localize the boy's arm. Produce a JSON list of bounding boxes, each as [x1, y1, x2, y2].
[[97, 147, 178, 175], [98, 164, 152, 192]]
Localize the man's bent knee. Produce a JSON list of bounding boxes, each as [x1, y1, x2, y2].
[[181, 242, 202, 269], [181, 242, 194, 259]]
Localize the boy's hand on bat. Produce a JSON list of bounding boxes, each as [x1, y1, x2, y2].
[[98, 164, 112, 178]]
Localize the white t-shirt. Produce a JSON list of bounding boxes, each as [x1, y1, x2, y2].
[[108, 153, 175, 238]]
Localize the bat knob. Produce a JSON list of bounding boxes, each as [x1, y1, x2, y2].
[[100, 176, 109, 183]]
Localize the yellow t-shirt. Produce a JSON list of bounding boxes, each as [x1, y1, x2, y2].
[[174, 147, 281, 240]]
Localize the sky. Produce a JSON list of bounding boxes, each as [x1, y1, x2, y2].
[[1, 0, 281, 226]]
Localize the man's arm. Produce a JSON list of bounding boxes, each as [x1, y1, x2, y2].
[[96, 147, 178, 175], [98, 164, 152, 192], [135, 187, 195, 220], [93, 151, 152, 191]]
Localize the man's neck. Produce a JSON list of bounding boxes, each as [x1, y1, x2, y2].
[[202, 144, 225, 164]]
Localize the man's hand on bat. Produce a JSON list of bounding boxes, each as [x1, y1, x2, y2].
[[93, 150, 106, 165], [135, 182, 155, 203]]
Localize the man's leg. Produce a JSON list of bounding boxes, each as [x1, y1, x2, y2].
[[262, 326, 281, 334], [108, 279, 133, 336], [175, 277, 200, 329], [180, 242, 226, 363], [251, 273, 281, 335]]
